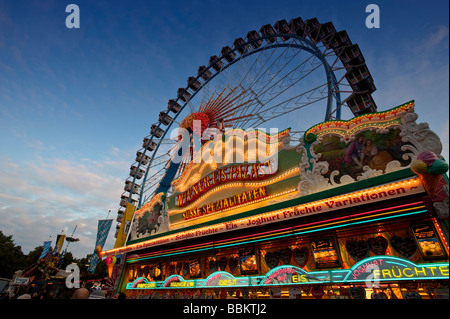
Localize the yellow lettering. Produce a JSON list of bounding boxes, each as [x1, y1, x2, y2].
[[414, 267, 427, 277], [204, 176, 211, 188], [427, 266, 437, 276], [391, 267, 402, 278], [187, 189, 191, 202], [176, 194, 183, 206], [220, 167, 227, 182], [251, 164, 258, 178], [292, 275, 307, 283], [242, 164, 250, 179], [236, 165, 243, 179], [439, 266, 449, 276], [212, 171, 219, 184], [257, 163, 264, 177], [259, 186, 266, 197], [230, 166, 237, 180], [219, 279, 236, 286], [403, 268, 414, 277]]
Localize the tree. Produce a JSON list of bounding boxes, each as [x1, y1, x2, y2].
[[0, 230, 26, 278], [61, 251, 74, 269], [25, 245, 44, 266], [76, 254, 107, 279]]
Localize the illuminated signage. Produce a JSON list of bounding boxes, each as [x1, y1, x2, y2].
[[176, 162, 272, 207], [103, 178, 425, 257], [342, 256, 449, 283], [126, 256, 448, 290], [169, 281, 195, 288], [204, 271, 251, 287], [137, 283, 156, 289], [182, 186, 268, 220]]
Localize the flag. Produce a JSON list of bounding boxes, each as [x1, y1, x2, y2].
[[53, 235, 65, 254], [114, 203, 136, 248], [39, 241, 52, 259], [88, 219, 113, 273]]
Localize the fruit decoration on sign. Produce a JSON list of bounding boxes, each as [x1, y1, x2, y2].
[[390, 235, 418, 258], [176, 262, 182, 274], [218, 257, 228, 271], [368, 236, 388, 255], [345, 239, 370, 262], [279, 248, 292, 264], [229, 255, 239, 274], [292, 247, 309, 267], [208, 258, 219, 273], [264, 251, 280, 269], [182, 262, 189, 277]]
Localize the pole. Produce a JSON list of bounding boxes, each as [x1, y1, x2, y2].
[[62, 225, 78, 255]]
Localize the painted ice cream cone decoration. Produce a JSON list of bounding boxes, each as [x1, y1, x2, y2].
[[411, 151, 448, 200], [107, 264, 114, 278], [419, 173, 442, 199], [105, 256, 116, 278]]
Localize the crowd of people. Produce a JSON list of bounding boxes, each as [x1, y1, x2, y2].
[[0, 286, 126, 300]]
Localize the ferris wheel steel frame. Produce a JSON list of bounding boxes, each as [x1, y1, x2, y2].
[[139, 38, 337, 206], [115, 17, 378, 238]]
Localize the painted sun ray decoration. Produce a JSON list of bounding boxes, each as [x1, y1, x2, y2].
[[169, 86, 253, 177]]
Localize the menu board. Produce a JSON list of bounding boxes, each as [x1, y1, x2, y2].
[[311, 237, 341, 269], [239, 248, 258, 275], [411, 223, 446, 259]]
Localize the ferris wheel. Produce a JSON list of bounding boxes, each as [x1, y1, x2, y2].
[[115, 17, 377, 237]]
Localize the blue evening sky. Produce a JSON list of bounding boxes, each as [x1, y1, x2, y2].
[[0, 0, 448, 258]]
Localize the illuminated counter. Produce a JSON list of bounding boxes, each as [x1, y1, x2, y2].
[[126, 256, 449, 290]]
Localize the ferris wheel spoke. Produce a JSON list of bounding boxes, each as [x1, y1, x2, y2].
[[142, 167, 166, 191], [231, 42, 293, 95], [232, 55, 319, 127], [233, 46, 305, 111], [114, 16, 379, 219], [235, 55, 325, 127], [244, 83, 329, 127]]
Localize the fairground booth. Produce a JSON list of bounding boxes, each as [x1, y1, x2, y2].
[[102, 100, 449, 299]]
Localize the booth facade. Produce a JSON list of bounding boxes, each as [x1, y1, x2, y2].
[[102, 101, 449, 299]]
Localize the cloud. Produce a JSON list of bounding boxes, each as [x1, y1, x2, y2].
[[0, 152, 126, 258], [417, 25, 449, 52], [365, 24, 448, 159], [110, 146, 120, 156]]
